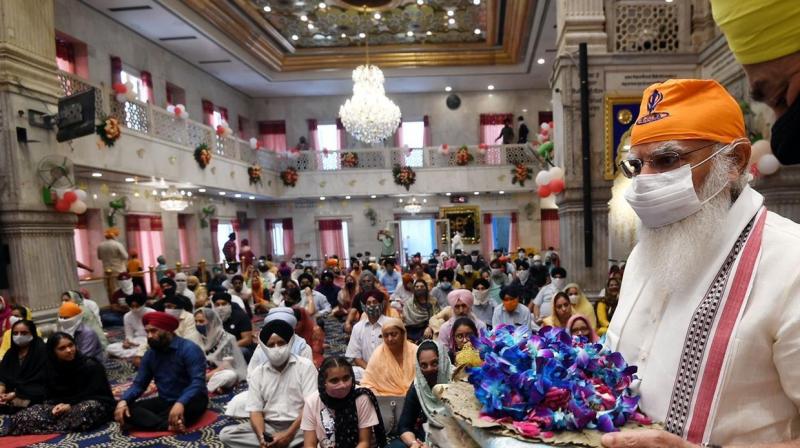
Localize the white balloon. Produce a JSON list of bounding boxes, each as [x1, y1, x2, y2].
[[115, 93, 127, 103], [540, 122, 550, 131], [548, 166, 564, 180], [535, 170, 552, 186], [124, 81, 135, 92], [75, 189, 87, 201], [757, 153, 781, 175], [249, 137, 258, 149], [750, 140, 771, 165], [69, 200, 88, 215], [166, 104, 176, 114]]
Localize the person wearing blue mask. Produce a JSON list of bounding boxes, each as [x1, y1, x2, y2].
[[193, 308, 247, 394], [429, 269, 455, 309]]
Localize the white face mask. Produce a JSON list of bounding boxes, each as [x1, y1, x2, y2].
[[624, 142, 738, 228], [130, 306, 145, 316], [568, 294, 579, 305], [165, 308, 183, 318], [552, 278, 567, 291], [175, 279, 187, 293], [58, 315, 82, 336], [472, 289, 489, 305], [264, 343, 291, 367], [12, 334, 33, 346], [8, 315, 22, 328], [119, 279, 134, 295]]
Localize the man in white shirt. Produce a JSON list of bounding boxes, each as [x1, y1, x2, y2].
[[97, 228, 128, 276], [603, 79, 800, 448], [174, 273, 196, 307], [529, 267, 567, 324], [220, 320, 317, 448], [345, 293, 387, 382], [297, 274, 331, 318]]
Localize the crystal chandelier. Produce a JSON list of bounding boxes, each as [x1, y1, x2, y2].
[[404, 197, 422, 214], [159, 185, 189, 211], [339, 56, 401, 143]]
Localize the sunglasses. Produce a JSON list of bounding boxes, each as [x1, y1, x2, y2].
[[618, 142, 718, 178]]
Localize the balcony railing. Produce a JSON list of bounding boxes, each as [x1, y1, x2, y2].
[[56, 70, 547, 174]]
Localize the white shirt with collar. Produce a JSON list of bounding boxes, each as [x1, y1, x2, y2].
[[245, 354, 318, 422], [346, 315, 387, 362]]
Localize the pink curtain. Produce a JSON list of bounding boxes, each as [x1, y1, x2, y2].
[[319, 219, 344, 260], [509, 212, 520, 253], [219, 107, 229, 124], [210, 218, 220, 264], [541, 210, 560, 250], [480, 113, 512, 165], [140, 70, 154, 103], [394, 121, 403, 148], [481, 213, 494, 256], [259, 121, 288, 153], [126, 215, 164, 291], [282, 218, 294, 259], [202, 100, 215, 127], [308, 119, 322, 168], [246, 219, 262, 258], [336, 118, 346, 150], [110, 56, 122, 86], [56, 38, 76, 74], [423, 115, 432, 146], [264, 219, 275, 256], [178, 214, 193, 265]]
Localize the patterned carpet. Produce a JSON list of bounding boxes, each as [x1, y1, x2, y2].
[[2, 313, 351, 447]]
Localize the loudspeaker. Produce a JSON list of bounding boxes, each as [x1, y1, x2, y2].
[[446, 94, 461, 110]]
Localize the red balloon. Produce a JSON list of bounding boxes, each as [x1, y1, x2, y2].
[[55, 199, 71, 212], [112, 83, 127, 94], [62, 190, 78, 204], [216, 125, 225, 136], [549, 178, 565, 194], [537, 185, 551, 198]]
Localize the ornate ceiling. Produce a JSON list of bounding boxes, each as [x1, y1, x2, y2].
[[181, 0, 533, 71]]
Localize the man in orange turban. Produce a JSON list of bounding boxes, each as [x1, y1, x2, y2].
[[97, 227, 128, 276], [711, 0, 800, 165], [603, 79, 800, 448]]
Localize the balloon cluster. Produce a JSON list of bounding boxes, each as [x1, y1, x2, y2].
[[535, 166, 565, 197], [112, 82, 137, 103], [54, 188, 88, 214], [216, 122, 233, 138], [249, 137, 259, 150], [165, 104, 188, 119], [438, 143, 450, 155], [749, 140, 781, 177], [478, 143, 489, 155], [536, 122, 555, 160]]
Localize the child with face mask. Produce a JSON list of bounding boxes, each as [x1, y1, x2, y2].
[[301, 357, 387, 448]]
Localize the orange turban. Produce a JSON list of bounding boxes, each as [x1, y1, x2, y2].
[[104, 228, 120, 239], [630, 79, 745, 146], [59, 301, 83, 318], [326, 258, 339, 268]]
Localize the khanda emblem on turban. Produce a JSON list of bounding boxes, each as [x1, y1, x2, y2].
[[636, 89, 670, 125]]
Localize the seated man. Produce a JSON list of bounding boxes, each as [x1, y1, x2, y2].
[[530, 267, 567, 325], [213, 292, 255, 362], [174, 273, 196, 307], [297, 273, 331, 319], [429, 269, 455, 309], [228, 274, 253, 317], [346, 292, 388, 382], [107, 293, 153, 360], [163, 295, 203, 348], [379, 259, 401, 294], [115, 312, 208, 432], [100, 272, 133, 328], [219, 320, 317, 448], [492, 283, 533, 329]]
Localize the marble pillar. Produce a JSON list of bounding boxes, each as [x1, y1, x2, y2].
[[0, 0, 77, 320]]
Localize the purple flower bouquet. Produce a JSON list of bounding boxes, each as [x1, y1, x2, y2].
[[467, 324, 651, 439]]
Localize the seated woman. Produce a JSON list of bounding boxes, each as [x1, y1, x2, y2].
[[0, 332, 114, 435], [431, 289, 486, 348], [447, 317, 479, 364], [403, 280, 440, 342], [389, 340, 468, 448], [597, 277, 620, 336], [0, 320, 47, 414], [334, 274, 359, 323], [107, 294, 153, 360], [194, 308, 247, 394], [0, 304, 41, 359], [542, 292, 574, 329], [564, 283, 597, 329], [390, 274, 414, 311], [301, 356, 387, 448], [57, 302, 104, 363], [60, 290, 107, 349], [566, 314, 599, 343], [361, 318, 417, 397]]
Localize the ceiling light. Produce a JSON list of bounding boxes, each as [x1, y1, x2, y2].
[[339, 65, 402, 143], [665, 0, 674, 2], [398, 198, 403, 203], [426, 31, 432, 36], [370, 194, 377, 199], [473, 0, 481, 4], [91, 172, 102, 177], [153, 189, 158, 195], [249, 195, 255, 199], [291, 34, 299, 41], [499, 190, 505, 194], [522, 108, 528, 112], [263, 5, 272, 12], [404, 197, 422, 214], [345, 195, 351, 199], [358, 32, 366, 38], [448, 18, 456, 25], [445, 86, 452, 92], [318, 2, 326, 8], [160, 185, 189, 211], [537, 58, 546, 65], [234, 193, 242, 198], [422, 198, 427, 203], [320, 196, 326, 201], [474, 191, 480, 195], [111, 192, 117, 197], [92, 193, 98, 199], [187, 192, 192, 197], [134, 192, 140, 197], [341, 33, 347, 38], [125, 177, 135, 182], [219, 191, 226, 196], [300, 15, 308, 21], [198, 188, 206, 193], [417, 0, 424, 4], [445, 192, 451, 196], [308, 23, 314, 30], [447, 10, 454, 17], [487, 85, 494, 90], [474, 28, 481, 35], [373, 12, 381, 19], [406, 31, 414, 37]]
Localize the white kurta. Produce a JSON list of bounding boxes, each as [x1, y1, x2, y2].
[[607, 186, 800, 445]]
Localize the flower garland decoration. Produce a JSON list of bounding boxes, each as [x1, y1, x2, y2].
[[194, 143, 212, 169], [392, 164, 416, 191], [248, 164, 262, 185], [468, 325, 650, 438], [511, 164, 532, 187], [455, 145, 474, 166], [96, 116, 121, 148], [341, 152, 359, 168], [280, 167, 299, 187]]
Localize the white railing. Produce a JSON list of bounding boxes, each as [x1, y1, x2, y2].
[[57, 70, 548, 174]]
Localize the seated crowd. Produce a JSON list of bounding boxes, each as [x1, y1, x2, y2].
[[0, 245, 622, 447]]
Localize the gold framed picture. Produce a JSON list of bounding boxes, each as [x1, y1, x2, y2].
[[439, 206, 480, 244], [604, 96, 643, 180]]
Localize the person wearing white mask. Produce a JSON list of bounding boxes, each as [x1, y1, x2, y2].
[[219, 320, 317, 448], [101, 273, 134, 328], [529, 267, 567, 325], [602, 79, 800, 448], [469, 278, 495, 327], [107, 294, 153, 360], [174, 273, 196, 307], [530, 254, 543, 268], [161, 295, 202, 349], [57, 302, 104, 363]]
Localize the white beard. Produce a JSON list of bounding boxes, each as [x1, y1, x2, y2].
[[634, 158, 736, 291]]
